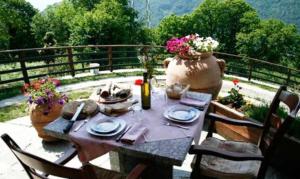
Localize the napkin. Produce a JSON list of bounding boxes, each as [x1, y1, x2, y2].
[[180, 97, 206, 109], [121, 123, 147, 144]]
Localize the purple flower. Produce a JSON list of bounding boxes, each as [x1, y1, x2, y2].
[[36, 97, 45, 105], [28, 96, 33, 104], [58, 99, 65, 105]]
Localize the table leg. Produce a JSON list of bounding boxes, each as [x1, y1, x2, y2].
[[110, 152, 173, 179]]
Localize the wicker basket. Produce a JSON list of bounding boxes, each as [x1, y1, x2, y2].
[[166, 84, 190, 99]]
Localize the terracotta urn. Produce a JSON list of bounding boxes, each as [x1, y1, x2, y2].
[[164, 53, 225, 99], [30, 102, 63, 142]]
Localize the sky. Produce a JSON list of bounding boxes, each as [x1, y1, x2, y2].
[[25, 0, 62, 11]]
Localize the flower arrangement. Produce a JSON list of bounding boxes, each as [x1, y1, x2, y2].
[[138, 47, 155, 78], [22, 77, 68, 115], [166, 34, 219, 58], [219, 79, 246, 108]]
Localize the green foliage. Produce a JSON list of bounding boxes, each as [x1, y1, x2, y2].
[[154, 0, 259, 54], [219, 88, 246, 108], [246, 0, 300, 31], [31, 0, 82, 46], [236, 19, 300, 66], [70, 0, 101, 10], [69, 0, 143, 45], [0, 0, 37, 49], [134, 0, 300, 31], [192, 0, 258, 53], [154, 14, 194, 45], [242, 103, 288, 123]]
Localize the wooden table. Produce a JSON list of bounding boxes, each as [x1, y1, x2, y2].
[[44, 88, 211, 179]]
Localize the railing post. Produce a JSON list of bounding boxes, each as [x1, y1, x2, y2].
[[67, 48, 75, 77], [19, 52, 30, 84], [286, 69, 291, 85], [108, 47, 113, 72], [248, 60, 253, 81]]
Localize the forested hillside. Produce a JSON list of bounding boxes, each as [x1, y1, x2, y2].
[[134, 0, 201, 26], [134, 0, 300, 29]]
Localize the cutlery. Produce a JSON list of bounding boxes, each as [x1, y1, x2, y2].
[[73, 119, 88, 132], [164, 122, 189, 130], [63, 103, 85, 133], [116, 125, 132, 142]]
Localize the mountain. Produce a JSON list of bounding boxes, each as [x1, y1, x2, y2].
[[133, 0, 300, 30], [133, 0, 202, 27]]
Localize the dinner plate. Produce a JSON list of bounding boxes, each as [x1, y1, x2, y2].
[[167, 106, 196, 121], [163, 105, 201, 123], [87, 120, 126, 137], [91, 120, 120, 134]]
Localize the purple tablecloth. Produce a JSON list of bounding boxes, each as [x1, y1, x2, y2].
[[69, 92, 206, 163]]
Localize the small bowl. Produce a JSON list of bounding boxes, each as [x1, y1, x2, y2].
[[166, 84, 190, 99]]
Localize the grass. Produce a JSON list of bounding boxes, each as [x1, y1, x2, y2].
[[0, 89, 92, 123], [0, 102, 28, 122], [0, 70, 165, 101]]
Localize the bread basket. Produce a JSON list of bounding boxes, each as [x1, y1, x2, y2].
[[166, 84, 190, 99]]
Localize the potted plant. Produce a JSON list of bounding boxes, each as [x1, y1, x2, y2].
[[22, 77, 68, 141], [164, 34, 225, 99], [211, 79, 262, 143]]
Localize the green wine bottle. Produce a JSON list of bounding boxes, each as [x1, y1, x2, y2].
[[141, 72, 151, 109]]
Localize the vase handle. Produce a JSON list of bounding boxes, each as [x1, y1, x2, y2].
[[163, 58, 171, 69], [216, 59, 226, 77]]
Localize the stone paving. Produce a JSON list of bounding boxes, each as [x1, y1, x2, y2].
[[0, 73, 296, 179]]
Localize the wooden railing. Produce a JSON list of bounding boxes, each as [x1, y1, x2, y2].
[[0, 45, 299, 89]]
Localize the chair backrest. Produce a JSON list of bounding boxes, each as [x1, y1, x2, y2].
[[1, 134, 94, 179], [258, 86, 300, 158]]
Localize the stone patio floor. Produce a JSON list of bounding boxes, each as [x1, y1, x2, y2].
[[0, 74, 297, 179]]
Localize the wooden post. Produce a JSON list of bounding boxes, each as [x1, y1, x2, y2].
[[108, 47, 113, 72], [67, 48, 75, 77], [19, 52, 30, 84], [286, 69, 291, 85], [248, 60, 253, 81]]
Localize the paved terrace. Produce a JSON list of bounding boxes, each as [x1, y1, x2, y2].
[[0, 71, 295, 179]]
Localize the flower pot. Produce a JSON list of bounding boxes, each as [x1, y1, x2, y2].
[[30, 103, 63, 142], [210, 101, 262, 144], [164, 54, 225, 99]]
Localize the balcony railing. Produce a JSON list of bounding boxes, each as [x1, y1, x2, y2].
[[0, 45, 299, 89]]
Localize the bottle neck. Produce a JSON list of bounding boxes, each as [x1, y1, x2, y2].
[[143, 72, 148, 82]]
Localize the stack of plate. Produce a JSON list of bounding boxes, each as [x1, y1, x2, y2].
[[87, 119, 126, 137], [163, 105, 200, 123]]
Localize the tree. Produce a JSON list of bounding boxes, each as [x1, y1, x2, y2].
[[70, 0, 101, 10], [154, 14, 194, 45], [0, 0, 37, 49], [31, 0, 83, 46], [40, 32, 57, 64], [154, 0, 260, 53], [191, 0, 259, 53], [69, 0, 143, 45], [236, 19, 300, 68]]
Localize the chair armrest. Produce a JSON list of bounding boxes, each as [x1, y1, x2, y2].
[[208, 113, 264, 129], [127, 163, 147, 179], [189, 144, 264, 161], [54, 146, 77, 165]]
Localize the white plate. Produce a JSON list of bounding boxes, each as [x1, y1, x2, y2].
[[91, 120, 120, 133], [163, 105, 201, 123], [167, 106, 196, 121], [87, 120, 126, 137]]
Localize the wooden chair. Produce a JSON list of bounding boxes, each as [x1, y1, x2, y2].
[[189, 86, 300, 179], [1, 133, 147, 179]]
